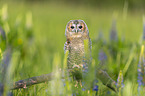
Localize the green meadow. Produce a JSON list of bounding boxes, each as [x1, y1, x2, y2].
[[0, 1, 145, 96]]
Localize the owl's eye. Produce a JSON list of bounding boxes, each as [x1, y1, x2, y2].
[[79, 26, 83, 29], [70, 26, 74, 29]]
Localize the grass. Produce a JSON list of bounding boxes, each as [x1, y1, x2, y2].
[[0, 1, 145, 96]]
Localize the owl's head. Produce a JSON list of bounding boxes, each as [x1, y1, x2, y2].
[[65, 20, 89, 38]]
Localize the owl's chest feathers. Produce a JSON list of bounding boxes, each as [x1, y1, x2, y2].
[[69, 38, 85, 53]]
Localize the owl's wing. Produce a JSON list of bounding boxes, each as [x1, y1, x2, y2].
[[64, 41, 69, 53]]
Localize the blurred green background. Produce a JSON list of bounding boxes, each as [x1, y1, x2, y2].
[[0, 0, 143, 54], [0, 0, 145, 95]]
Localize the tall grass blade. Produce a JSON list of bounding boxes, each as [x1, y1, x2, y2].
[[123, 44, 136, 76]]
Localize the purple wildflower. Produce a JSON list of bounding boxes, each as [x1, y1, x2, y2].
[[138, 55, 145, 90], [0, 83, 3, 96], [98, 49, 107, 61], [92, 80, 99, 92], [82, 56, 89, 73], [82, 88, 85, 91], [138, 45, 145, 95], [81, 82, 87, 91], [72, 93, 76, 96], [138, 62, 144, 87], [7, 92, 13, 96], [0, 47, 12, 82], [93, 85, 99, 91], [0, 27, 6, 40], [81, 81, 99, 92]]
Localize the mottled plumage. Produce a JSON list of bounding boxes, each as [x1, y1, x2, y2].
[[64, 20, 91, 81]]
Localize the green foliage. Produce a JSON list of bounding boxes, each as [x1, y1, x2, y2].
[[0, 1, 145, 96]]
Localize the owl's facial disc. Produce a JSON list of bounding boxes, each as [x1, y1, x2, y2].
[[68, 20, 85, 33]]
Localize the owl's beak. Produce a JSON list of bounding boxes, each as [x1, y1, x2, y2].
[[75, 29, 78, 33]]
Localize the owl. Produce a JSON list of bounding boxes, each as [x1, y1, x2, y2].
[[64, 20, 92, 81]]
